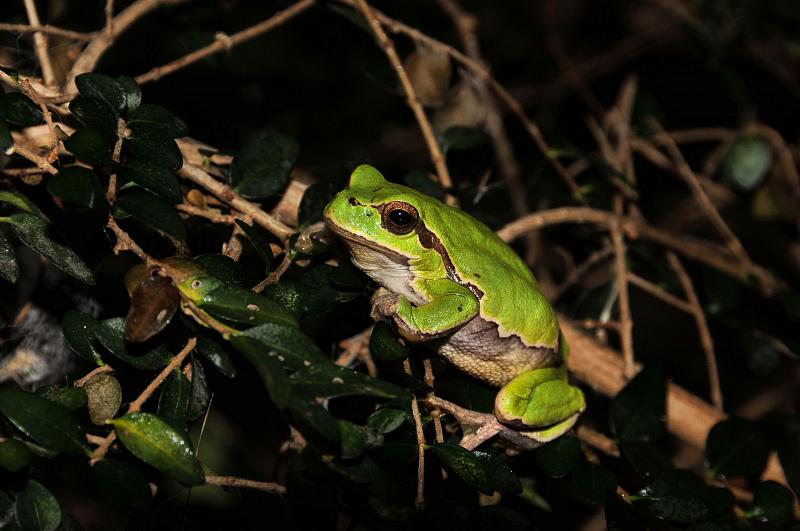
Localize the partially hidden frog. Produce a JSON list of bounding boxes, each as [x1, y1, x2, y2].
[[323, 165, 585, 442]]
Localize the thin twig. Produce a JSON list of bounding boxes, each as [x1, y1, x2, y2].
[[9, 144, 58, 175], [90, 338, 198, 465], [422, 358, 445, 445], [178, 164, 293, 239], [628, 273, 694, 314], [75, 365, 114, 388], [610, 216, 634, 378], [496, 206, 785, 297], [23, 0, 56, 86], [575, 426, 620, 458], [177, 204, 236, 225], [66, 0, 189, 92], [353, 0, 455, 205], [0, 22, 95, 41], [666, 252, 723, 410], [204, 475, 286, 495], [135, 0, 317, 84], [336, 0, 581, 197], [649, 119, 751, 265], [252, 240, 292, 292], [403, 358, 426, 509]]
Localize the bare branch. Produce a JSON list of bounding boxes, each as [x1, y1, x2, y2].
[[353, 0, 455, 205], [22, 0, 56, 86], [205, 475, 286, 495], [135, 0, 317, 84], [0, 22, 95, 41]]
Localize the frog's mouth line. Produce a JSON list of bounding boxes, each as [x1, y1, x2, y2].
[[324, 217, 411, 265]]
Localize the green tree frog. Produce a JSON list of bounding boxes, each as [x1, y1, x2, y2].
[[323, 165, 585, 442]]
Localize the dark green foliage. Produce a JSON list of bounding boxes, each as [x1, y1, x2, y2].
[[90, 459, 151, 510], [0, 391, 90, 456], [705, 418, 770, 478], [116, 190, 187, 240], [15, 480, 61, 531], [610, 365, 666, 442], [230, 133, 298, 199], [47, 167, 108, 211], [573, 459, 616, 503], [534, 435, 580, 478], [64, 128, 116, 166], [368, 321, 408, 361], [4, 93, 42, 126], [118, 159, 182, 204]]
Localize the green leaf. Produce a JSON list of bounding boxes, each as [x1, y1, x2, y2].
[[230, 322, 326, 372], [39, 387, 87, 411], [95, 317, 171, 370], [573, 459, 616, 504], [0, 390, 89, 456], [431, 444, 493, 494], [749, 481, 793, 523], [15, 480, 61, 531], [0, 230, 19, 283], [0, 120, 12, 152], [68, 96, 117, 134], [47, 167, 108, 211], [636, 469, 710, 524], [722, 136, 772, 191], [230, 134, 298, 199], [298, 181, 337, 227], [534, 435, 580, 478], [194, 255, 246, 287], [116, 190, 187, 240], [4, 93, 42, 126], [124, 125, 183, 170], [187, 357, 210, 421], [197, 284, 298, 328], [366, 408, 406, 434], [238, 345, 290, 409], [110, 412, 205, 486], [290, 363, 409, 400], [705, 418, 770, 478], [369, 322, 408, 361], [272, 264, 359, 317], [287, 400, 340, 442], [1, 214, 93, 284], [0, 439, 31, 472], [75, 73, 125, 114], [157, 369, 191, 431], [63, 128, 116, 166], [0, 190, 45, 217], [234, 219, 272, 268], [196, 336, 237, 378], [62, 311, 104, 365], [440, 126, 488, 152], [116, 75, 141, 115], [118, 159, 182, 204], [619, 441, 673, 480], [473, 450, 523, 494], [338, 420, 365, 459], [610, 365, 666, 442], [127, 104, 188, 138], [90, 459, 151, 510]]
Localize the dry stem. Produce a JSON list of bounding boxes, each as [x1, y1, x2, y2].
[[353, 0, 455, 205], [667, 252, 723, 410], [204, 475, 286, 495], [135, 0, 317, 85]]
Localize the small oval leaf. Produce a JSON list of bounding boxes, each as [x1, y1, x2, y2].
[[230, 134, 298, 199], [0, 390, 90, 456], [115, 190, 187, 240], [111, 412, 204, 486], [15, 480, 61, 531]]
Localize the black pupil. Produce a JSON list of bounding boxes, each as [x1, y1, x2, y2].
[[389, 209, 413, 226]]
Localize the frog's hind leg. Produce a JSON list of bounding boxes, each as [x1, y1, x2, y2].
[[494, 367, 585, 442]]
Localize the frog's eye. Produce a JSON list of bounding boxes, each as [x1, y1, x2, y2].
[[382, 201, 419, 235], [191, 279, 203, 290]]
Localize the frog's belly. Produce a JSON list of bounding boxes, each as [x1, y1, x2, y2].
[[436, 317, 561, 387]]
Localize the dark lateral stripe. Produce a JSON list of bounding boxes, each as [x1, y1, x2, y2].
[[416, 222, 484, 299]]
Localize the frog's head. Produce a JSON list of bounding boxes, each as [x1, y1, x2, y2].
[[324, 165, 448, 285]]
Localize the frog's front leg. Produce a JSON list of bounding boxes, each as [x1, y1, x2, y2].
[[494, 367, 585, 443], [371, 279, 479, 342]]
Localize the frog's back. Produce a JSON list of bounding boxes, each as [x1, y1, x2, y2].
[[422, 204, 560, 350]]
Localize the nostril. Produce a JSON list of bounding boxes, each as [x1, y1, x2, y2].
[[348, 197, 358, 206]]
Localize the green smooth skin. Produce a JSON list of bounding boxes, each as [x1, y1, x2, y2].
[[324, 165, 585, 438]]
